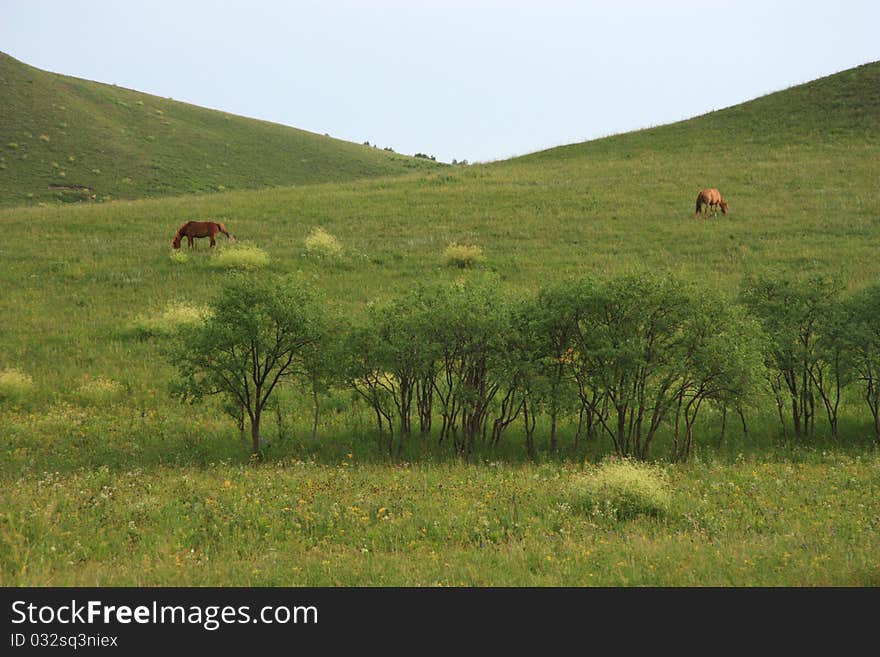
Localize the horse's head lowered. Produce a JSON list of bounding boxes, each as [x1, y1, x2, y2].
[[720, 200, 729, 215], [218, 222, 236, 243], [171, 231, 183, 249]]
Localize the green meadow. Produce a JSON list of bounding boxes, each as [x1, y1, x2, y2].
[[1, 60, 879, 586]]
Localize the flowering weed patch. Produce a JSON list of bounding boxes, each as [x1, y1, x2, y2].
[[0, 368, 35, 403], [573, 458, 672, 521], [444, 243, 484, 268], [210, 243, 270, 270], [304, 227, 343, 258], [129, 302, 211, 338], [75, 376, 126, 405]]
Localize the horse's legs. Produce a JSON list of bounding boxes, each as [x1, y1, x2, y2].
[[187, 235, 194, 249], [210, 234, 217, 248]]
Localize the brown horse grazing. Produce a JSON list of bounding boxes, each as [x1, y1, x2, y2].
[[172, 221, 235, 249], [695, 188, 729, 219]]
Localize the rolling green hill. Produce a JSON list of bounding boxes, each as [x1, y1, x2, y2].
[[0, 51, 443, 206], [519, 60, 879, 163]]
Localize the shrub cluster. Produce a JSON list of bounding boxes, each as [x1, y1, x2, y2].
[[210, 243, 270, 270], [444, 242, 484, 268], [0, 368, 35, 403], [75, 376, 125, 405], [740, 275, 880, 443], [339, 274, 765, 461], [169, 272, 880, 460], [304, 227, 343, 258], [572, 458, 672, 520], [129, 302, 211, 338]]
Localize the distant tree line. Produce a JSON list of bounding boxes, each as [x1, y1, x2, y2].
[[169, 272, 880, 460]]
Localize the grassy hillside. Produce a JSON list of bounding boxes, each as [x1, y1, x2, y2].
[[1, 62, 879, 586], [1, 61, 877, 399], [0, 52, 442, 206], [520, 60, 880, 162]]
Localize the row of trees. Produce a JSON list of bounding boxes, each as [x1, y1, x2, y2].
[[169, 272, 880, 460], [742, 276, 880, 443]]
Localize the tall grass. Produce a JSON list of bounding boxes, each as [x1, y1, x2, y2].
[[0, 449, 877, 585]]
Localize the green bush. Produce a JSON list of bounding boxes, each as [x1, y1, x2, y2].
[[75, 376, 125, 405], [304, 227, 343, 257], [210, 243, 270, 270], [444, 242, 484, 268], [129, 302, 211, 338], [0, 368, 35, 402], [573, 458, 672, 520]]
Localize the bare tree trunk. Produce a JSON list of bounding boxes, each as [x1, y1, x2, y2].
[[311, 388, 320, 440], [237, 402, 246, 443], [523, 400, 536, 459], [574, 406, 586, 451], [737, 406, 749, 437], [417, 378, 433, 436], [718, 405, 728, 448], [251, 411, 261, 455]]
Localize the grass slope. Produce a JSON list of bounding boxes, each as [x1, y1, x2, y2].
[[1, 61, 877, 408], [1, 61, 878, 586], [0, 51, 442, 206]]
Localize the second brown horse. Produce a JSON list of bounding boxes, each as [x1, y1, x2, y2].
[[695, 188, 729, 219], [172, 221, 235, 249]]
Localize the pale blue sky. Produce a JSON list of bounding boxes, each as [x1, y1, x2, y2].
[[2, 0, 877, 163]]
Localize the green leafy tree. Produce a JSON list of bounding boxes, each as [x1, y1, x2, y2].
[[341, 289, 439, 456], [568, 274, 695, 459], [741, 275, 840, 439], [842, 284, 880, 443], [670, 292, 765, 461], [169, 274, 322, 456], [372, 289, 439, 444], [531, 277, 599, 450], [300, 307, 342, 441], [341, 321, 398, 455], [811, 294, 852, 440], [427, 276, 512, 456]]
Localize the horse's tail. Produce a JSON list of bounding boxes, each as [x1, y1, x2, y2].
[[695, 194, 703, 216]]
